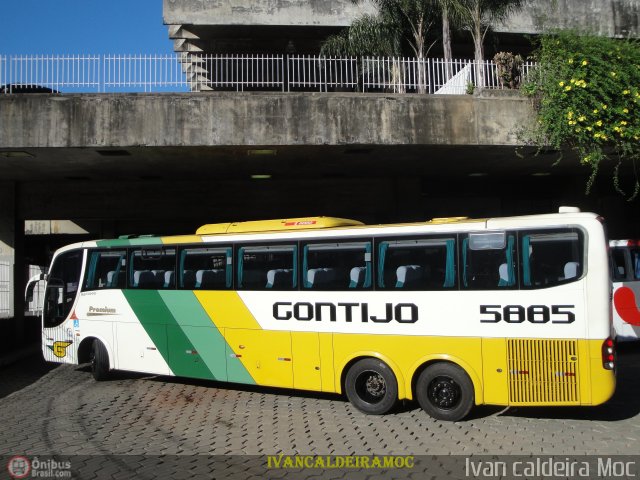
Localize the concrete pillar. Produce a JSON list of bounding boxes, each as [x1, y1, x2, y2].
[[0, 182, 24, 345]]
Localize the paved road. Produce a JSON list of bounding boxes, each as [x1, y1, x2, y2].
[[1, 344, 639, 478]]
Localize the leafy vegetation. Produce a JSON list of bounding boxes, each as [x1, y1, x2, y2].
[[524, 31, 640, 198]]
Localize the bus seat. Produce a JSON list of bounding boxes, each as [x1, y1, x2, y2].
[[134, 270, 155, 288], [349, 266, 366, 288], [266, 269, 292, 288], [106, 271, 117, 288], [498, 263, 510, 287], [563, 261, 580, 280], [164, 271, 175, 288], [196, 269, 225, 289], [307, 268, 336, 288], [395, 265, 422, 288], [241, 270, 263, 288], [183, 270, 196, 289]]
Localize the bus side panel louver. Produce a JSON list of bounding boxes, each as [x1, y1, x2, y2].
[[507, 339, 579, 405]]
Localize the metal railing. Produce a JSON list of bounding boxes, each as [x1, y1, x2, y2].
[[0, 261, 10, 318], [0, 54, 535, 94]]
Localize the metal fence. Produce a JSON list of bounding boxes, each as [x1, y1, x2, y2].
[[0, 261, 10, 318], [0, 263, 44, 318], [0, 54, 535, 94]]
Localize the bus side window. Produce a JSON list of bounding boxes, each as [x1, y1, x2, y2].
[[462, 232, 516, 290], [303, 241, 372, 290], [610, 248, 628, 281], [237, 244, 297, 290], [377, 237, 456, 290], [631, 249, 640, 280], [179, 246, 232, 290], [130, 248, 176, 289], [84, 250, 127, 290], [520, 229, 583, 288]]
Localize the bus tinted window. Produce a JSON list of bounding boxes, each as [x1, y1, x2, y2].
[[630, 248, 640, 280], [180, 246, 231, 289], [610, 248, 628, 281], [130, 248, 176, 289], [520, 229, 583, 288], [84, 250, 126, 290], [238, 245, 297, 290], [303, 241, 372, 290], [377, 237, 456, 290], [462, 232, 516, 290], [44, 250, 83, 328]]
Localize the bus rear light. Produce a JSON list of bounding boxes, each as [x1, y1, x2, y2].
[[602, 337, 616, 370]]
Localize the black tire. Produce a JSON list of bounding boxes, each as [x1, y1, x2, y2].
[[415, 363, 474, 421], [91, 340, 110, 381], [344, 358, 398, 415]]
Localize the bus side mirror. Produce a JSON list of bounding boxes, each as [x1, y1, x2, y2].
[[25, 273, 46, 303]]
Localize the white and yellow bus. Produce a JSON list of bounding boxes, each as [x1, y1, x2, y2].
[[609, 239, 640, 341], [27, 208, 616, 421]]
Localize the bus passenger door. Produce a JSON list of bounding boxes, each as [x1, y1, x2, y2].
[[224, 328, 293, 388]]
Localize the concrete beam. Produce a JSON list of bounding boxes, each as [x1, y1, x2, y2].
[[0, 92, 533, 150], [163, 0, 639, 38]]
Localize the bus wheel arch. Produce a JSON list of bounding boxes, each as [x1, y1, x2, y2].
[[342, 356, 400, 415], [78, 337, 112, 381], [413, 361, 475, 421]]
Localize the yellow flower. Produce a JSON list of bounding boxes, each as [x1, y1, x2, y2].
[[596, 120, 603, 127], [602, 104, 607, 109], [586, 126, 593, 131], [620, 120, 628, 125], [593, 109, 599, 114], [570, 78, 576, 84], [623, 108, 629, 114], [567, 111, 574, 119], [578, 116, 586, 122], [623, 90, 630, 95], [582, 60, 588, 66], [568, 59, 574, 64], [565, 85, 572, 91], [559, 81, 565, 87], [611, 71, 617, 77]]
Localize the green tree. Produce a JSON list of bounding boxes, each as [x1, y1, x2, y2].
[[455, 0, 527, 86], [322, 0, 441, 59], [321, 0, 441, 92], [524, 31, 640, 198]]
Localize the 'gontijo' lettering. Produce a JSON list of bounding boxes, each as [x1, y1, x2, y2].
[[273, 302, 418, 323]]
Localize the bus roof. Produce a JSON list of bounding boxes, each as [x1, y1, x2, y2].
[[195, 217, 364, 235], [53, 209, 600, 254]]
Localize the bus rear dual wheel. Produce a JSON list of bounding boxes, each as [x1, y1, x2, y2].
[[415, 363, 474, 421], [345, 359, 474, 421]]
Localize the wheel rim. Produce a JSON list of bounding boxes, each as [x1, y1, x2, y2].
[[427, 375, 461, 410], [354, 370, 387, 404]]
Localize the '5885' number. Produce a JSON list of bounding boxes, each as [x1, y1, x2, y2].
[[480, 305, 576, 324]]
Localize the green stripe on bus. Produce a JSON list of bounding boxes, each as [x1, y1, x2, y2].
[[122, 289, 217, 381], [96, 238, 163, 248], [159, 290, 253, 383]]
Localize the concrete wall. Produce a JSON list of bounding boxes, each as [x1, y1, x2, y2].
[[163, 0, 376, 27], [164, 0, 639, 38], [0, 92, 533, 149]]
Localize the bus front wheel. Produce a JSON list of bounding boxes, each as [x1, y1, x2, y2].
[[345, 358, 398, 415], [416, 363, 474, 421], [91, 340, 110, 381]]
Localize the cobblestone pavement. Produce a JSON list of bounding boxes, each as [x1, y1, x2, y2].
[[0, 344, 639, 478], [0, 344, 640, 480]]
